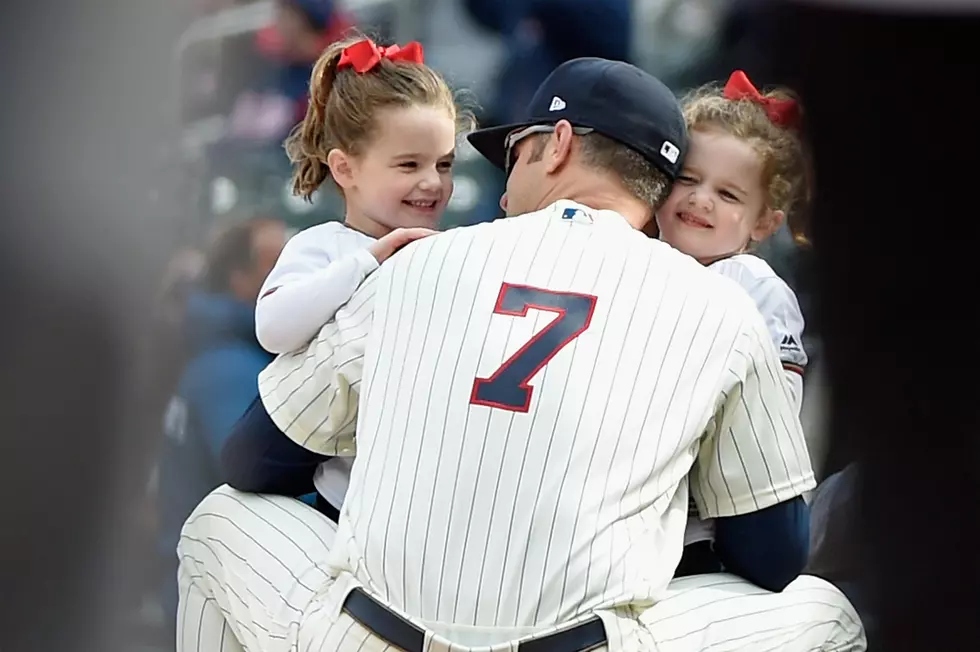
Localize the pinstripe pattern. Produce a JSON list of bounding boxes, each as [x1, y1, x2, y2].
[[635, 573, 865, 651], [685, 253, 810, 545], [176, 486, 338, 652], [175, 203, 862, 650], [177, 567, 245, 652], [256, 199, 822, 636], [177, 487, 864, 651]]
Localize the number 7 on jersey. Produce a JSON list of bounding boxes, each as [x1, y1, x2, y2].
[[470, 283, 598, 413]]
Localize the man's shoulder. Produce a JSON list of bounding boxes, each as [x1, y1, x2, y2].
[[674, 258, 773, 344], [710, 253, 779, 281], [710, 254, 795, 293]]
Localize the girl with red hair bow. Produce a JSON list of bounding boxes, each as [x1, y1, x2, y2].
[[244, 34, 473, 523], [257, 34, 474, 357], [655, 71, 815, 577]]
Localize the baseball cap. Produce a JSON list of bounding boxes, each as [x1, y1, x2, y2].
[[467, 58, 687, 180]]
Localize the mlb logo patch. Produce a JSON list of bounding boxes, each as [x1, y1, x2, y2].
[[561, 207, 592, 222], [660, 141, 680, 164]]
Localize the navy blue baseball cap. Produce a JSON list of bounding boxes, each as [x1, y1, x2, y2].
[[467, 57, 688, 180]]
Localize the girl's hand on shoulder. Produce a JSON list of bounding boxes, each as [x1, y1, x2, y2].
[[368, 228, 437, 263]]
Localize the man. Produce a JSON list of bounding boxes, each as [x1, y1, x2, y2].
[[156, 217, 286, 641], [176, 59, 864, 651]]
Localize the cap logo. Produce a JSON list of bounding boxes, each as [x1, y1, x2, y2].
[[548, 96, 566, 112], [660, 141, 680, 164]]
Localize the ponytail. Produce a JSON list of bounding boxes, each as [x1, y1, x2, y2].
[[283, 32, 463, 202], [284, 40, 348, 201]]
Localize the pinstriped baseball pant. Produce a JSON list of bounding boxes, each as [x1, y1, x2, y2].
[[177, 486, 865, 652]]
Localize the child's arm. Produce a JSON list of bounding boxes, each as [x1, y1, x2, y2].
[[255, 226, 436, 354], [255, 230, 379, 354], [754, 276, 808, 415]]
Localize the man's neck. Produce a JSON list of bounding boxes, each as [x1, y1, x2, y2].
[[536, 175, 651, 231]]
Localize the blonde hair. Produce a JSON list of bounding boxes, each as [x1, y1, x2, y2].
[[284, 32, 474, 200], [681, 80, 812, 245]]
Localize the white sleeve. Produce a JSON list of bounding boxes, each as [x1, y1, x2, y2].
[[709, 257, 808, 373], [257, 271, 380, 456], [691, 310, 816, 518], [753, 276, 808, 373], [255, 231, 378, 354]]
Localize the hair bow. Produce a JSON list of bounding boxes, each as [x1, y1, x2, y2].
[[723, 70, 799, 129], [337, 39, 424, 74]]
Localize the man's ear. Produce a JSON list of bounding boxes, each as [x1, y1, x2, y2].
[[752, 208, 785, 242], [327, 148, 356, 190], [545, 119, 576, 174]]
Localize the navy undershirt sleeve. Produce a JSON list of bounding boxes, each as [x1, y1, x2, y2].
[[220, 396, 330, 497], [713, 496, 810, 592]]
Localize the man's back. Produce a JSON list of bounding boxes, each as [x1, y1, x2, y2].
[[322, 201, 787, 629]]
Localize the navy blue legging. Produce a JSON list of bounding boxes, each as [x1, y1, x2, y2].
[[220, 395, 340, 521]]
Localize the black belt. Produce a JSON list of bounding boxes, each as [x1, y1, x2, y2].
[[343, 588, 607, 652]]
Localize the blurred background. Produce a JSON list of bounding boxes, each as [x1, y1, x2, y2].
[[175, 0, 780, 236], [136, 3, 823, 647], [5, 1, 975, 650], [1, 1, 828, 650]]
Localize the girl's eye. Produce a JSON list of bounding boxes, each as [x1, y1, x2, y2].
[[437, 161, 454, 172], [720, 190, 740, 202], [676, 175, 696, 185], [399, 162, 418, 169]]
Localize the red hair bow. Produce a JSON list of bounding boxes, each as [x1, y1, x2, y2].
[[723, 70, 799, 128], [337, 39, 424, 74]]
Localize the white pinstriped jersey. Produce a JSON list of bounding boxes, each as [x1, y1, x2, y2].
[[685, 253, 809, 545], [256, 221, 376, 509], [258, 200, 815, 634]]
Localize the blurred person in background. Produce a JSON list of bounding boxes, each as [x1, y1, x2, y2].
[[146, 247, 208, 415], [805, 464, 867, 630], [462, 0, 633, 223], [155, 217, 287, 640], [231, 0, 354, 141], [667, 0, 777, 91], [464, 0, 632, 126]]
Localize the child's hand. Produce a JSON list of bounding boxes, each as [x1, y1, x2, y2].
[[368, 228, 437, 263]]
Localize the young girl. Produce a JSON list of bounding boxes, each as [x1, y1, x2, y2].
[[256, 34, 469, 354], [655, 70, 812, 575], [245, 34, 471, 517]]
